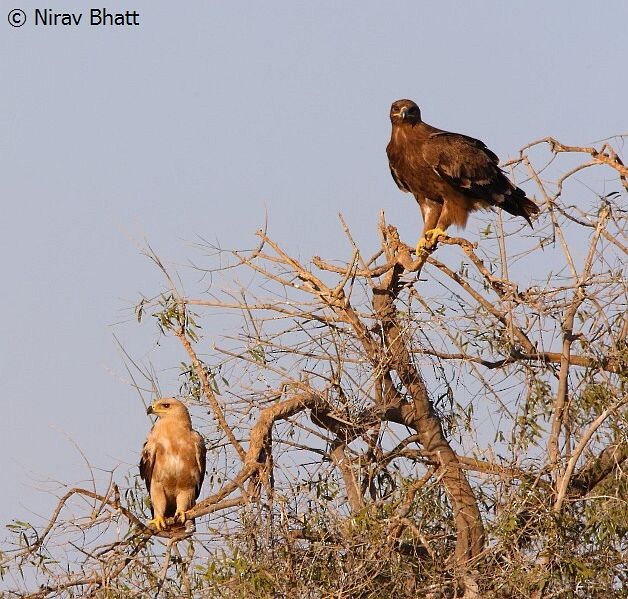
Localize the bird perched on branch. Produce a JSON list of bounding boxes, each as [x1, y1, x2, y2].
[[140, 398, 206, 531], [386, 99, 539, 256]]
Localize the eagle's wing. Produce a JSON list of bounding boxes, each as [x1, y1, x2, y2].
[[388, 161, 410, 193], [139, 438, 159, 517], [422, 131, 538, 223], [139, 439, 156, 494], [422, 132, 503, 203], [192, 431, 206, 500]]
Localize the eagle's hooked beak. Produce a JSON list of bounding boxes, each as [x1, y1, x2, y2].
[[399, 106, 408, 120], [146, 405, 154, 415]]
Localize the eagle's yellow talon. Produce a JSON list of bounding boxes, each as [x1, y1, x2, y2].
[[415, 238, 431, 256], [148, 516, 167, 531], [416, 228, 448, 256], [424, 228, 448, 244], [174, 509, 187, 524]]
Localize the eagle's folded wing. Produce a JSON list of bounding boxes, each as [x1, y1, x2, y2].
[[423, 132, 539, 222], [192, 431, 207, 500]]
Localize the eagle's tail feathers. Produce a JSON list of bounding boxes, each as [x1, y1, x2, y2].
[[500, 187, 540, 227]]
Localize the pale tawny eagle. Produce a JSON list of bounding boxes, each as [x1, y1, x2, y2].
[[140, 398, 206, 531], [386, 99, 539, 255]]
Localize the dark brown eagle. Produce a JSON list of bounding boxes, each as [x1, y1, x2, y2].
[[386, 99, 539, 255]]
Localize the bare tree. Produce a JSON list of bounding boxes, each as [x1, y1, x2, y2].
[[2, 137, 626, 598]]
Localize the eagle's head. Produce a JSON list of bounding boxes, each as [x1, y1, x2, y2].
[[147, 397, 190, 421], [390, 99, 421, 126]]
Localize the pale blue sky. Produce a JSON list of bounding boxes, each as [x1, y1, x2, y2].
[[1, 1, 626, 525]]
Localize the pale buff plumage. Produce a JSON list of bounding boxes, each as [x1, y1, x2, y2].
[[139, 398, 206, 531]]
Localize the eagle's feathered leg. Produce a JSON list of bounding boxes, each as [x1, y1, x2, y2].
[[416, 196, 444, 255], [174, 490, 196, 523], [419, 193, 468, 253], [147, 482, 168, 530]]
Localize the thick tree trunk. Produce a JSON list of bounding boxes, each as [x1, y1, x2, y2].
[[372, 236, 485, 568]]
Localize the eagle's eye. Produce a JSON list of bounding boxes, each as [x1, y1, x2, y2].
[[162, 403, 170, 409]]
